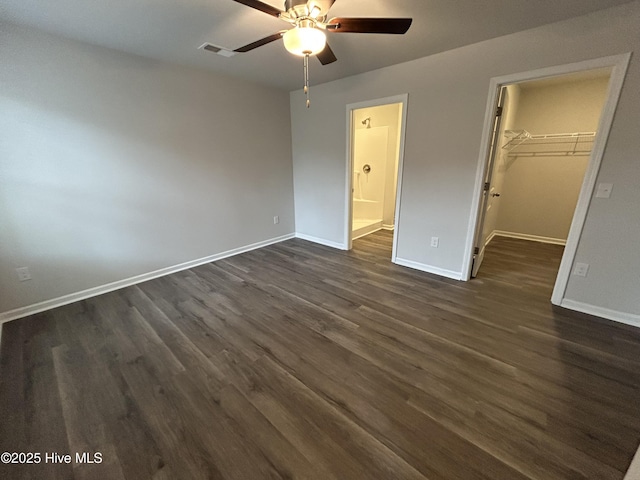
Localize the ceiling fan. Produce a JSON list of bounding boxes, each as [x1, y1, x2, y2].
[[229, 0, 413, 106]]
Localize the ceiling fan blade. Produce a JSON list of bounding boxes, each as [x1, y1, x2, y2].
[[231, 0, 283, 18], [234, 32, 285, 52], [317, 43, 337, 65], [326, 17, 412, 34]]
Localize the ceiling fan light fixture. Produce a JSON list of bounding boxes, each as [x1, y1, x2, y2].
[[231, 0, 413, 107], [283, 27, 327, 56]]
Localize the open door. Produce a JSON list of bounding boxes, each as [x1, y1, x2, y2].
[[471, 86, 506, 277]]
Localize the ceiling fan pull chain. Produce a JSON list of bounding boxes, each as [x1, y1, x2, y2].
[[304, 53, 310, 108]]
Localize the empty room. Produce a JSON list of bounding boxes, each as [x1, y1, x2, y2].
[[1, 1, 640, 479]]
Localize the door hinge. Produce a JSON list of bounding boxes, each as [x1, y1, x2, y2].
[[474, 247, 480, 254], [496, 106, 503, 117], [484, 182, 490, 192]]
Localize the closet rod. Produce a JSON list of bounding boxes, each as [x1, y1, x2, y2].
[[503, 130, 596, 149], [506, 150, 592, 158]]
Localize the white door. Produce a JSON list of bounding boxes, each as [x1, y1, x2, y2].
[[472, 86, 506, 277]]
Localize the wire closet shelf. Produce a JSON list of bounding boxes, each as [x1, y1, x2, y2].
[[502, 129, 597, 158]]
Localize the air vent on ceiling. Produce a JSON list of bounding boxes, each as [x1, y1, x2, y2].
[[198, 43, 237, 58]]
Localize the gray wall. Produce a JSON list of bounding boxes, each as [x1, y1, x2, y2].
[[290, 2, 640, 317], [0, 22, 295, 315]]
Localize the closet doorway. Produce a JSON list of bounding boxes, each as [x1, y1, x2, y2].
[[467, 54, 630, 306], [345, 95, 409, 260]]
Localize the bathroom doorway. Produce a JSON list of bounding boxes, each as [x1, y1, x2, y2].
[[345, 95, 408, 259]]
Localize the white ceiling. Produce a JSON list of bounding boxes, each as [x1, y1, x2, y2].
[[1, 0, 634, 91]]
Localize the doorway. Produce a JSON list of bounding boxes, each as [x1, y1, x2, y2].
[[466, 53, 630, 307], [345, 95, 409, 259]]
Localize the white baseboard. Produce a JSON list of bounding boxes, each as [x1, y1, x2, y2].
[[382, 224, 395, 231], [493, 230, 566, 246], [353, 228, 383, 240], [624, 444, 640, 480], [484, 230, 498, 247], [353, 221, 383, 240], [394, 258, 463, 281], [560, 299, 640, 328], [295, 233, 347, 250], [0, 233, 295, 324]]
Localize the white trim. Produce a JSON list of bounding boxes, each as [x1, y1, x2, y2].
[[463, 83, 502, 279], [560, 299, 640, 329], [492, 230, 567, 246], [462, 53, 631, 314], [295, 232, 346, 250], [394, 258, 463, 281], [470, 87, 507, 278], [0, 234, 295, 324], [624, 444, 640, 480], [353, 229, 383, 240], [391, 98, 409, 262], [484, 230, 498, 247], [382, 224, 395, 231], [352, 221, 383, 240], [344, 94, 409, 264], [551, 54, 631, 305]]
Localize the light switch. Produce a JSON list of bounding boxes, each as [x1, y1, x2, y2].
[[595, 183, 613, 198]]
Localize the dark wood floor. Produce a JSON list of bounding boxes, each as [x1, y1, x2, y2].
[[2, 231, 640, 480]]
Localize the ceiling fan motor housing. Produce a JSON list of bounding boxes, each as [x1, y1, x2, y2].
[[285, 0, 311, 10], [285, 0, 323, 19]]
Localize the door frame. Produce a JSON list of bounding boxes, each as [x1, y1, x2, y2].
[[344, 94, 409, 261], [463, 53, 631, 307]]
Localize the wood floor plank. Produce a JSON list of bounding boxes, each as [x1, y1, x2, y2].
[[115, 354, 226, 480], [240, 354, 428, 480], [217, 382, 335, 480], [0, 319, 29, 480], [1, 231, 639, 479], [52, 343, 127, 480], [53, 305, 180, 480], [20, 313, 73, 480]]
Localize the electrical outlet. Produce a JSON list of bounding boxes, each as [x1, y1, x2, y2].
[[16, 267, 32, 282], [430, 237, 439, 248], [573, 262, 589, 277], [595, 183, 613, 199], [273, 215, 280, 225]]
